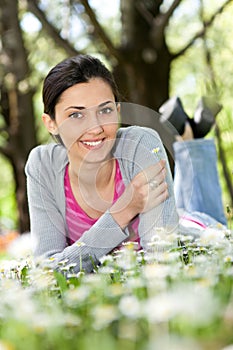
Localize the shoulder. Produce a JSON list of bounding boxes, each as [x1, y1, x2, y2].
[[114, 126, 168, 178], [25, 143, 68, 174], [117, 125, 160, 140], [114, 126, 162, 155]]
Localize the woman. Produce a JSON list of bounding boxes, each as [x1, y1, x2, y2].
[[25, 54, 226, 273], [25, 55, 178, 273]]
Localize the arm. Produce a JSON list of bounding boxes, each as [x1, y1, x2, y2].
[[25, 146, 129, 273], [114, 127, 179, 249], [136, 127, 179, 247], [110, 159, 168, 228]]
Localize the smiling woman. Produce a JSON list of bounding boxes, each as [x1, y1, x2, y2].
[[25, 54, 227, 274], [25, 54, 178, 272]]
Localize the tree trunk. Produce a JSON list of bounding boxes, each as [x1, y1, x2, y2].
[[113, 0, 172, 111], [0, 0, 38, 233]]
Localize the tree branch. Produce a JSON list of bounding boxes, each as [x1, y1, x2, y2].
[[135, 1, 154, 25], [77, 0, 122, 62], [172, 0, 233, 59], [136, 0, 182, 50], [159, 0, 183, 29], [27, 0, 80, 56], [135, 0, 182, 28]]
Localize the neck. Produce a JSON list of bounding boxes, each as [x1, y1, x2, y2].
[[69, 158, 116, 190]]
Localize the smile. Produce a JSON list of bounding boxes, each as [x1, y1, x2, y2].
[[80, 139, 104, 149]]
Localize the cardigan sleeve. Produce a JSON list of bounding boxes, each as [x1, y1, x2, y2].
[[25, 146, 129, 273], [115, 126, 179, 249]]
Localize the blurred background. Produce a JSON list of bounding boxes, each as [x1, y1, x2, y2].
[[0, 0, 233, 235]]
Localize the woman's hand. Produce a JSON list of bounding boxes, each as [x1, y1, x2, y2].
[[110, 159, 168, 229]]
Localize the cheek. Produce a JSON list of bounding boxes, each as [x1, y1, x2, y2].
[[103, 122, 119, 137], [57, 119, 82, 149]]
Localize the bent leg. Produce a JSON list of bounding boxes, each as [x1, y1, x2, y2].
[[173, 138, 227, 225]]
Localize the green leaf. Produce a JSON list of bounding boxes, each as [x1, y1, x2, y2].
[[53, 270, 68, 295]]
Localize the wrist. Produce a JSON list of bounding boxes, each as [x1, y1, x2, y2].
[[109, 204, 137, 229]]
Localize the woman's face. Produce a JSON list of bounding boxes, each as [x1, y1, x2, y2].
[[53, 78, 119, 165]]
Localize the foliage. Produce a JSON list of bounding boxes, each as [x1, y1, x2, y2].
[[1, 225, 233, 349], [0, 157, 17, 230], [168, 1, 233, 206], [0, 0, 233, 229]]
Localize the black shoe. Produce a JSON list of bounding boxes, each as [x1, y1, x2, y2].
[[159, 96, 188, 135], [190, 96, 222, 138]]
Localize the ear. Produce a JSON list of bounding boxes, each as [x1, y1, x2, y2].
[[116, 102, 121, 113], [116, 102, 121, 124], [42, 113, 58, 135]]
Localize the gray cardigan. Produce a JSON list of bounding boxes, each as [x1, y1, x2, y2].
[[25, 126, 179, 272]]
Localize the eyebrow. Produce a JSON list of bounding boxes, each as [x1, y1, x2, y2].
[[64, 100, 113, 111]]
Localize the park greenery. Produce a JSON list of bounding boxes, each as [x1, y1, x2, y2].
[[0, 0, 233, 233], [1, 222, 233, 349], [0, 2, 233, 348]]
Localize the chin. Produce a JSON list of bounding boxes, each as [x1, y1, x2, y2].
[[84, 151, 113, 164]]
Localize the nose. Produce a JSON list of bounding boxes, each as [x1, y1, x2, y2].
[[85, 110, 103, 134]]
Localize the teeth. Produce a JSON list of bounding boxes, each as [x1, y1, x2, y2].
[[82, 140, 102, 146]]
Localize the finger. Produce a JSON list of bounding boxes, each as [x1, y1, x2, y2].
[[148, 166, 167, 190], [149, 181, 168, 195], [151, 188, 169, 207], [143, 183, 169, 212], [146, 161, 167, 184], [148, 179, 159, 190], [152, 169, 167, 185], [133, 160, 166, 187], [156, 181, 168, 195], [144, 160, 166, 178]]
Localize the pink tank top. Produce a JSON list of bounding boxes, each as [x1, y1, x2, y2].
[[65, 162, 206, 248], [64, 160, 140, 246]]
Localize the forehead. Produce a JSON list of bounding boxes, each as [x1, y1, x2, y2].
[[57, 78, 114, 108]]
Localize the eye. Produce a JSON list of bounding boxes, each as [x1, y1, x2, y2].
[[98, 105, 115, 116], [69, 111, 84, 119]]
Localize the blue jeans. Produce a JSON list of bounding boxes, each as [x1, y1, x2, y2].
[[173, 138, 227, 226]]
